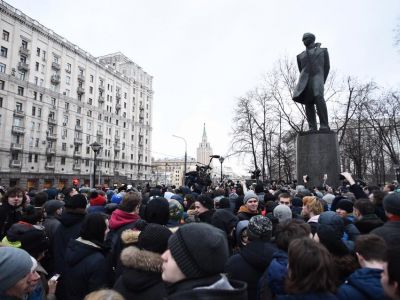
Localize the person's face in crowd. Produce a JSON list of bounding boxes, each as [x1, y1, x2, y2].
[[161, 249, 186, 283], [56, 207, 63, 217], [301, 205, 310, 218], [383, 185, 391, 193], [245, 198, 259, 213], [368, 193, 374, 202], [194, 201, 208, 215], [279, 197, 291, 207], [381, 262, 400, 300], [336, 208, 348, 218], [6, 270, 40, 297], [240, 229, 249, 247], [7, 192, 24, 207], [353, 207, 361, 220]]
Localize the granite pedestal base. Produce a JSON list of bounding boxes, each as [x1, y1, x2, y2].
[[296, 131, 340, 189]]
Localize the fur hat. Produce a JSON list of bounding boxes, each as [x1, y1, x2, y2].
[[43, 200, 64, 215], [168, 223, 229, 279], [383, 192, 400, 216]]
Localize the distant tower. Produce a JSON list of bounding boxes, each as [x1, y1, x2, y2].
[[197, 123, 213, 165]]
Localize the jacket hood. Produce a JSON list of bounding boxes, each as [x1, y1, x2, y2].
[[109, 209, 140, 230], [60, 211, 86, 227], [240, 240, 277, 271], [121, 246, 163, 272], [65, 238, 103, 267], [345, 268, 384, 299]]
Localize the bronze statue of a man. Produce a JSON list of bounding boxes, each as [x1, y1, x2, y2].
[[293, 33, 330, 131]]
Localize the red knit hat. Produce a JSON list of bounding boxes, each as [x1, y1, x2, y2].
[[90, 195, 106, 206]]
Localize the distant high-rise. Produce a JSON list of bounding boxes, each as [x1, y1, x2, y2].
[[196, 123, 213, 166]]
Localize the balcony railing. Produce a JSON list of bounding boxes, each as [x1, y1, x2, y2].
[[46, 133, 57, 141], [98, 96, 104, 103], [46, 147, 56, 155], [13, 109, 25, 118], [10, 160, 22, 168], [98, 85, 105, 92], [78, 74, 85, 82], [51, 62, 60, 71], [75, 124, 82, 132], [19, 46, 29, 56], [12, 125, 25, 135], [114, 143, 121, 151], [73, 152, 82, 158], [77, 86, 85, 95], [45, 162, 55, 169], [115, 102, 121, 110], [51, 74, 60, 85], [11, 143, 23, 151], [97, 130, 103, 136], [48, 117, 57, 125], [116, 93, 121, 100], [17, 61, 29, 72], [74, 137, 83, 144], [73, 164, 81, 170]]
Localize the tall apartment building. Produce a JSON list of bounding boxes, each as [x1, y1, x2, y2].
[[0, 1, 153, 189]]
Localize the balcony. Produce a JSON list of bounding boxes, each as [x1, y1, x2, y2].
[[51, 62, 60, 71], [74, 137, 83, 144], [114, 143, 121, 151], [13, 109, 25, 118], [115, 170, 125, 176], [115, 102, 121, 110], [12, 125, 25, 135], [19, 46, 29, 56], [46, 147, 56, 155], [48, 117, 57, 125], [73, 164, 81, 171], [116, 93, 121, 100], [46, 133, 57, 141], [98, 95, 104, 104], [51, 74, 60, 85], [97, 130, 103, 136], [115, 136, 120, 143], [11, 143, 23, 151], [139, 141, 144, 148], [73, 152, 82, 158], [78, 74, 85, 82], [98, 85, 105, 93], [18, 61, 29, 72], [45, 162, 55, 170], [77, 86, 85, 95], [75, 124, 82, 132], [10, 160, 22, 168]]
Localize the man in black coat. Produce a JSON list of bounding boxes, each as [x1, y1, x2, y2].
[[371, 192, 400, 247], [225, 215, 277, 300]]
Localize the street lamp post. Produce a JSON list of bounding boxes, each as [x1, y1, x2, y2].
[[172, 135, 187, 186], [90, 142, 102, 188], [165, 163, 168, 186], [219, 156, 224, 183]]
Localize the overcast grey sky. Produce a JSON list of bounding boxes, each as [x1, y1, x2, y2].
[[7, 0, 400, 174]]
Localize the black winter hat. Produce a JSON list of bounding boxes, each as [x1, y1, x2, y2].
[[336, 199, 354, 213], [211, 209, 239, 235], [138, 223, 172, 254], [43, 200, 65, 215], [144, 197, 170, 225], [196, 194, 214, 210], [64, 193, 87, 209], [168, 223, 229, 279], [383, 192, 400, 216]]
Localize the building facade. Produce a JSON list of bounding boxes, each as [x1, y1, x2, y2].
[[196, 123, 213, 166], [153, 157, 197, 187], [0, 1, 153, 189]]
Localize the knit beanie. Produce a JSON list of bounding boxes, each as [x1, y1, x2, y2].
[[196, 194, 214, 210], [144, 197, 170, 225], [336, 199, 354, 213], [168, 199, 184, 222], [243, 191, 258, 204], [138, 223, 172, 254], [248, 215, 273, 240], [383, 192, 400, 216], [273, 204, 293, 223], [0, 247, 36, 294], [168, 223, 229, 279], [211, 209, 239, 235], [43, 200, 65, 215], [89, 195, 106, 207], [65, 193, 87, 209]]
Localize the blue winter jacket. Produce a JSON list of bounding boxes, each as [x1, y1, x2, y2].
[[336, 268, 384, 300], [277, 292, 338, 300], [259, 250, 288, 297]]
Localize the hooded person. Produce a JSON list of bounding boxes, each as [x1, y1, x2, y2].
[[161, 223, 247, 299], [225, 215, 277, 300], [114, 223, 173, 300], [211, 209, 239, 253], [0, 247, 41, 300], [237, 191, 260, 221], [235, 220, 249, 249]]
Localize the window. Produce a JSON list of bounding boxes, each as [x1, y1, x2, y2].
[[87, 110, 92, 117], [42, 51, 46, 61], [21, 40, 28, 50], [40, 79, 44, 87], [16, 102, 23, 111], [53, 55, 59, 63], [65, 89, 70, 96], [35, 139, 39, 148], [85, 160, 90, 167], [18, 71, 25, 80], [0, 63, 5, 73], [51, 98, 56, 106], [37, 108, 42, 117], [90, 75, 94, 83], [28, 153, 32, 163], [62, 143, 67, 151], [77, 106, 81, 114], [65, 102, 69, 110], [0, 80, 4, 90], [66, 76, 70, 85], [2, 30, 9, 41], [32, 106, 36, 116], [34, 77, 38, 85], [89, 86, 93, 94], [88, 98, 92, 105], [0, 97, 2, 107], [35, 62, 39, 71], [36, 48, 40, 56], [34, 154, 38, 163], [66, 63, 71, 73], [86, 146, 90, 154], [61, 157, 66, 165], [62, 128, 67, 139], [17, 86, 24, 96], [0, 47, 7, 57], [87, 121, 91, 130], [39, 93, 43, 102]]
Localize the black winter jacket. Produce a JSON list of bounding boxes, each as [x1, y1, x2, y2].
[[63, 238, 110, 300], [371, 221, 400, 247], [225, 239, 278, 300], [0, 202, 23, 238], [114, 246, 166, 300]]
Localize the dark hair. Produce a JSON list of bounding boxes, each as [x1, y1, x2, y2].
[[119, 191, 142, 212], [275, 219, 311, 251], [354, 199, 376, 216], [386, 184, 396, 192], [255, 183, 264, 194], [286, 238, 337, 294], [90, 190, 99, 199], [371, 190, 386, 206], [33, 192, 48, 207], [279, 193, 293, 201], [184, 194, 196, 210], [3, 187, 27, 205], [80, 213, 108, 245], [21, 205, 44, 224], [387, 246, 400, 293], [219, 197, 231, 209], [355, 234, 387, 262]]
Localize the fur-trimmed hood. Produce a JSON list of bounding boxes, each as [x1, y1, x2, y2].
[[120, 246, 163, 273], [121, 228, 141, 245]]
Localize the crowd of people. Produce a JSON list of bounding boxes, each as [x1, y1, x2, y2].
[[0, 171, 400, 300]]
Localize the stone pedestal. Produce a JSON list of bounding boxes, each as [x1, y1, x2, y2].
[[296, 131, 340, 189]]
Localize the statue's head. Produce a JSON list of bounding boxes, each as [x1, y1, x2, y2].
[[302, 33, 315, 47]]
